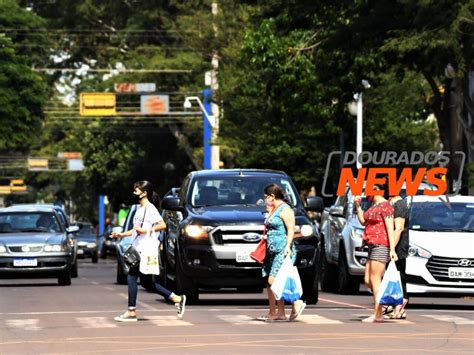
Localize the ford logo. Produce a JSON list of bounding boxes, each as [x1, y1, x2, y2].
[[242, 233, 261, 242], [458, 259, 472, 267]]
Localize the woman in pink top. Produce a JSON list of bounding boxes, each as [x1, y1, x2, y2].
[[355, 183, 397, 323]]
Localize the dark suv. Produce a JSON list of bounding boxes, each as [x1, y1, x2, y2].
[[161, 169, 324, 303]]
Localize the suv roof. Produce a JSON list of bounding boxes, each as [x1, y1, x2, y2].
[[191, 169, 288, 178]]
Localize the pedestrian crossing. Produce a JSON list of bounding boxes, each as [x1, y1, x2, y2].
[[2, 312, 473, 331]]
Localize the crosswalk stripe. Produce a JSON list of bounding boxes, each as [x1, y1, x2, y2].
[[354, 314, 415, 324], [422, 315, 474, 325], [217, 315, 265, 325], [6, 319, 41, 331], [76, 317, 118, 328], [146, 315, 193, 326], [297, 314, 343, 324]]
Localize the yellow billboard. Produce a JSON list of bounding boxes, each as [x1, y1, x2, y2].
[[80, 93, 116, 116]]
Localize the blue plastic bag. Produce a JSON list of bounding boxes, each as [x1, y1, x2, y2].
[[271, 256, 303, 302], [376, 261, 403, 306], [281, 277, 302, 303]]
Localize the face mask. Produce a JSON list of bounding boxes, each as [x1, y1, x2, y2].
[[133, 192, 145, 202]]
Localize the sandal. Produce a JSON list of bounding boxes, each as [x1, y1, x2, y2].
[[382, 306, 393, 316], [265, 316, 288, 322], [362, 316, 384, 323], [289, 301, 306, 321], [389, 311, 406, 319]]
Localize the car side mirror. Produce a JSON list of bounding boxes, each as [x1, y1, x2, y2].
[[66, 225, 80, 234], [162, 196, 183, 211], [111, 226, 123, 234], [329, 205, 345, 217], [306, 196, 324, 212]]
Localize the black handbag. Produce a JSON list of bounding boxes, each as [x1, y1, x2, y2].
[[123, 246, 141, 268], [123, 205, 148, 268]]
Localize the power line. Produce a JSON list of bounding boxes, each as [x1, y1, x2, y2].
[[34, 68, 193, 73]]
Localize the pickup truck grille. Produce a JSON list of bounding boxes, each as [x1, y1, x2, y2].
[[426, 256, 474, 282], [210, 226, 264, 245]]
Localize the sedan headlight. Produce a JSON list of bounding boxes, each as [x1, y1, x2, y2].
[[184, 225, 211, 238], [44, 244, 66, 252], [77, 241, 87, 247], [295, 225, 314, 237], [86, 242, 97, 248], [408, 243, 432, 259], [0, 245, 6, 253]]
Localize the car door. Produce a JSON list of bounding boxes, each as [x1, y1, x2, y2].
[[327, 189, 349, 263]]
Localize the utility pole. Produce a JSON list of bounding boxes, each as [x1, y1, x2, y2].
[[210, 1, 220, 170]]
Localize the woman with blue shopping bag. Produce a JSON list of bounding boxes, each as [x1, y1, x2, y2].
[[354, 183, 397, 323], [258, 184, 306, 322]]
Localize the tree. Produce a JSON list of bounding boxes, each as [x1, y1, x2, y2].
[[0, 34, 47, 152]]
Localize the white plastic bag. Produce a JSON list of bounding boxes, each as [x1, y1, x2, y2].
[[376, 260, 403, 306], [138, 232, 160, 275], [271, 256, 303, 302]]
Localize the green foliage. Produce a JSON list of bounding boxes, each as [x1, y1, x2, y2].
[[0, 34, 47, 152]]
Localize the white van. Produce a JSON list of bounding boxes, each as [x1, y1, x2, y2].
[[406, 195, 474, 295]]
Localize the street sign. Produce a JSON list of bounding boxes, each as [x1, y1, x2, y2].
[[114, 83, 156, 93], [80, 93, 116, 116], [27, 158, 49, 171], [140, 95, 169, 114], [67, 159, 85, 171], [57, 152, 82, 159]]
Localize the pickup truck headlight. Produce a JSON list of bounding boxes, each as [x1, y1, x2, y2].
[[44, 244, 67, 252], [408, 243, 432, 259], [184, 225, 211, 238], [0, 245, 6, 253], [295, 225, 314, 237]]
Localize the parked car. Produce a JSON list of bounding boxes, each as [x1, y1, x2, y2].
[[405, 195, 474, 295], [319, 182, 434, 294], [160, 169, 324, 304], [0, 205, 79, 285], [116, 205, 137, 285], [75, 221, 98, 263]]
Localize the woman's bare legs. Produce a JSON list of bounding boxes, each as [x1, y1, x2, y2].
[[267, 276, 286, 319], [368, 260, 387, 319]]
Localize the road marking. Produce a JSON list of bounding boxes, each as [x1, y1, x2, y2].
[[146, 315, 193, 326], [76, 317, 118, 328], [318, 297, 367, 309], [6, 319, 41, 331], [217, 315, 265, 325], [422, 315, 474, 325], [297, 314, 343, 324]]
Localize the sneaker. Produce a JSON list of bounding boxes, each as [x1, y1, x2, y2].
[[114, 311, 138, 322], [175, 295, 186, 319]]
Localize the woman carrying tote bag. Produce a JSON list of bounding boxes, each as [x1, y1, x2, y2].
[[110, 180, 186, 322]]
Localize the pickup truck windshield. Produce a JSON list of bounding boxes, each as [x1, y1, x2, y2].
[[409, 202, 474, 232], [190, 176, 299, 207]]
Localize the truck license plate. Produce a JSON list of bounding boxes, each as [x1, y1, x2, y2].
[[448, 267, 474, 279], [236, 250, 255, 263], [13, 258, 38, 267]]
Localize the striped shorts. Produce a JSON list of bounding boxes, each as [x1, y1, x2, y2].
[[367, 244, 390, 263]]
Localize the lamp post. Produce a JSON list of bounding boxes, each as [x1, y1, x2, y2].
[[184, 95, 218, 170], [348, 80, 370, 169]]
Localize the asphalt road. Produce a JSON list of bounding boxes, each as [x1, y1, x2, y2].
[[0, 257, 473, 354]]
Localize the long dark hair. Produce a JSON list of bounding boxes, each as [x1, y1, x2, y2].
[[133, 180, 160, 206], [264, 183, 293, 207]]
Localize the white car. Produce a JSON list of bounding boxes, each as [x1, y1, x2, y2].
[[406, 195, 474, 295]]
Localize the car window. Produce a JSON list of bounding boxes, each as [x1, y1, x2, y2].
[[78, 225, 95, 236], [410, 202, 474, 232], [189, 176, 299, 207], [0, 212, 62, 233]]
